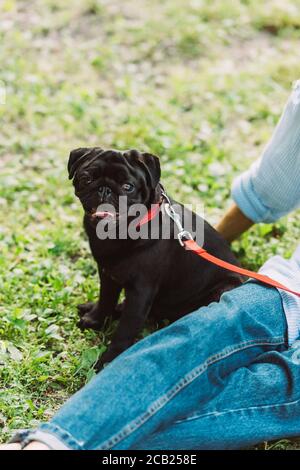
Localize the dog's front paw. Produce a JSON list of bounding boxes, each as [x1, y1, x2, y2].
[[77, 306, 106, 331], [77, 302, 97, 318], [77, 316, 104, 331]]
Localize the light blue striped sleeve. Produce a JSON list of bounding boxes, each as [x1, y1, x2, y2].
[[231, 80, 300, 223], [258, 244, 300, 345]]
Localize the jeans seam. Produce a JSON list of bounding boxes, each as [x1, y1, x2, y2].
[[98, 336, 284, 450], [173, 395, 300, 424]]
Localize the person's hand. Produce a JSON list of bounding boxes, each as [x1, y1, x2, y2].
[[216, 203, 254, 243]]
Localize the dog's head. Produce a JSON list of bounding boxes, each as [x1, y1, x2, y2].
[[68, 147, 161, 222]]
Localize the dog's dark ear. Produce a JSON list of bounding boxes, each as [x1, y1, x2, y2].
[[68, 148, 91, 180], [137, 152, 161, 189]]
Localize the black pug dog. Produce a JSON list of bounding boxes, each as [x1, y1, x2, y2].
[[68, 147, 243, 370]]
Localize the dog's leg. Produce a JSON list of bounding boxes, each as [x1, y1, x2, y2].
[[77, 271, 121, 331], [95, 284, 157, 370]]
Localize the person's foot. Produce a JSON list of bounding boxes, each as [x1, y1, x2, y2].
[[0, 441, 49, 450], [0, 443, 22, 450], [24, 441, 49, 450]]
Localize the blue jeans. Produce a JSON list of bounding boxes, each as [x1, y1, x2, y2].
[[16, 282, 300, 449]]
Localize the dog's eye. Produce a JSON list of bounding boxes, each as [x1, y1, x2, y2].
[[122, 183, 135, 192], [79, 175, 92, 187]]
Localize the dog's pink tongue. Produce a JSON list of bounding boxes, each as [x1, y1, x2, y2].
[[92, 211, 115, 219]]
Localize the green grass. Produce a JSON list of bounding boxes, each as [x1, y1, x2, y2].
[[1, 0, 300, 448]]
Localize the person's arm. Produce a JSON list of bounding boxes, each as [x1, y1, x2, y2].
[[217, 80, 300, 242], [216, 203, 254, 243]]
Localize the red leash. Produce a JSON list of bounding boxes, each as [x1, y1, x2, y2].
[[184, 238, 300, 297], [138, 197, 300, 298]]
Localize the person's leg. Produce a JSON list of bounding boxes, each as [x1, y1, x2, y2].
[[135, 342, 300, 449], [10, 282, 287, 450]]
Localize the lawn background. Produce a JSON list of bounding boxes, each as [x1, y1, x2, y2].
[[1, 0, 300, 449]]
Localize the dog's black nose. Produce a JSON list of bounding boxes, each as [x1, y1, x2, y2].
[[98, 186, 112, 200]]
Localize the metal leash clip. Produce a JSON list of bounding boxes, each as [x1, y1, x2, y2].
[[162, 193, 194, 246]]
